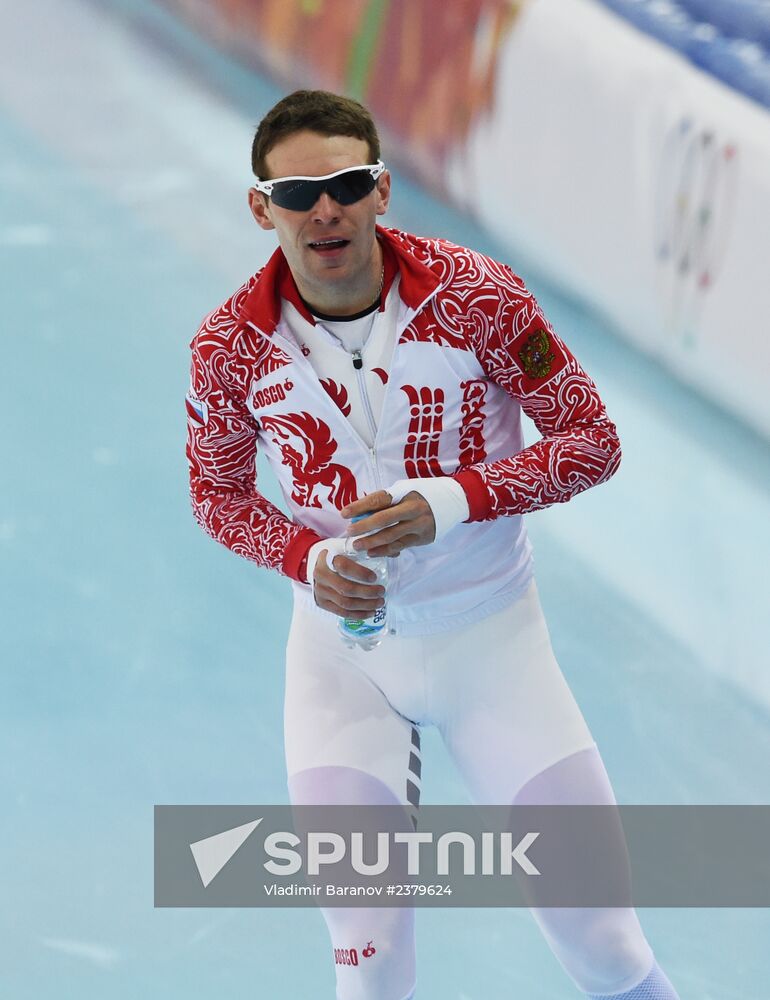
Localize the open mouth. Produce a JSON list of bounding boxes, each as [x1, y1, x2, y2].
[[308, 238, 350, 254]]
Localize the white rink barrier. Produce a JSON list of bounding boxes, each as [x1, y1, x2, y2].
[[446, 0, 770, 439]]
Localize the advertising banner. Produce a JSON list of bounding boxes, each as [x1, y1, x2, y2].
[[160, 0, 770, 438]]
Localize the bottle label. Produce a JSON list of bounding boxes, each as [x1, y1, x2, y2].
[[341, 604, 387, 636]]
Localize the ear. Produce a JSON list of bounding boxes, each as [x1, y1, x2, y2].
[[248, 188, 276, 231], [374, 170, 391, 217]]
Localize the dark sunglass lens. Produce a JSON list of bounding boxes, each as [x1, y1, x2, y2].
[[270, 179, 323, 211], [327, 170, 376, 205]]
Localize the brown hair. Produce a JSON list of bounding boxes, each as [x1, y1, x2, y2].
[[251, 90, 381, 179]]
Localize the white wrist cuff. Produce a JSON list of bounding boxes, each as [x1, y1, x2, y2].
[[384, 477, 470, 544], [305, 537, 351, 593]]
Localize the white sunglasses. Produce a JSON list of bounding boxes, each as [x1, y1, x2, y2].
[[253, 161, 386, 211]]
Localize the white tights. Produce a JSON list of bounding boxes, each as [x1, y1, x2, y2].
[[285, 585, 666, 999], [288, 749, 656, 999]]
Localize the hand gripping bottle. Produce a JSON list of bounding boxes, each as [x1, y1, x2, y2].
[[337, 513, 389, 651]]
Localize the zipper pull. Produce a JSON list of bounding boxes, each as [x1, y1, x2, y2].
[[352, 350, 363, 370]]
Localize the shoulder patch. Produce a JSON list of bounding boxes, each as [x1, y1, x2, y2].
[[518, 329, 555, 380]]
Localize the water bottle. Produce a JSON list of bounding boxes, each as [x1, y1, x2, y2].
[[337, 513, 389, 651]]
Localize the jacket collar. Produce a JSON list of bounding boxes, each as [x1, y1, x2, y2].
[[239, 225, 442, 335]]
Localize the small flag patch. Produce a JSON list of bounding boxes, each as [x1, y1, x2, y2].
[[185, 392, 208, 427]]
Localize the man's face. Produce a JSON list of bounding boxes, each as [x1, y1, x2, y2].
[[248, 130, 390, 309]]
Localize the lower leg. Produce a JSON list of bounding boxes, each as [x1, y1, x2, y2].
[[513, 747, 679, 998], [289, 765, 417, 1000]]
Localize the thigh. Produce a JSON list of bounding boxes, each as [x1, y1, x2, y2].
[[427, 581, 596, 804], [284, 601, 422, 815]]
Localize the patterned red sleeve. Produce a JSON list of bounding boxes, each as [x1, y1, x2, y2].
[[452, 261, 621, 521], [186, 310, 322, 580]]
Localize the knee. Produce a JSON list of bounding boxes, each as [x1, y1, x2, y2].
[[324, 907, 416, 1000]]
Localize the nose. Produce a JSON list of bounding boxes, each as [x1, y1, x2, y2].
[[311, 189, 341, 222]]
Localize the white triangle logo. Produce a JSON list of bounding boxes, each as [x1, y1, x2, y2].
[[189, 818, 263, 888]]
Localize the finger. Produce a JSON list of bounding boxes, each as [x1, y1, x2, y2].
[[346, 510, 401, 537], [317, 576, 385, 603], [347, 493, 431, 536], [363, 531, 423, 558], [316, 565, 385, 604], [314, 563, 384, 595], [313, 583, 385, 613], [318, 600, 379, 619], [314, 551, 376, 585], [340, 491, 393, 520], [330, 552, 381, 584], [364, 545, 400, 558], [365, 544, 405, 558], [317, 595, 385, 615], [349, 524, 412, 553]]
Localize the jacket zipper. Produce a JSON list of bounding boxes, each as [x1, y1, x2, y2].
[[351, 349, 379, 447], [350, 347, 399, 627]]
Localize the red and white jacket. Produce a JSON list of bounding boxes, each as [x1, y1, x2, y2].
[[187, 226, 621, 636]]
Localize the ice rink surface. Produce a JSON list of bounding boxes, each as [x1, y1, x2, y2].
[[1, 1, 769, 997]]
